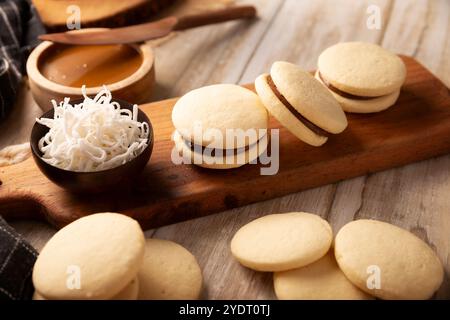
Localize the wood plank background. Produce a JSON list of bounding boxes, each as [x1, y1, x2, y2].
[[1, 0, 449, 299]]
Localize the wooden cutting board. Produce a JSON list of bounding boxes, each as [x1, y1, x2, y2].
[[33, 0, 176, 32], [0, 56, 449, 230]]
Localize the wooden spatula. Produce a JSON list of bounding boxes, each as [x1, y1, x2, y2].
[[38, 5, 257, 45]]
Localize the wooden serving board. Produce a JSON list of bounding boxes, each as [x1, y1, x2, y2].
[[0, 56, 449, 230], [32, 0, 176, 32]]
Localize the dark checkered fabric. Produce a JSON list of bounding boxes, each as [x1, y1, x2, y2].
[[0, 216, 37, 300], [0, 0, 44, 120]]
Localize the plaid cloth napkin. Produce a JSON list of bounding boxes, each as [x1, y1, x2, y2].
[[0, 216, 37, 300], [0, 0, 44, 120], [0, 0, 42, 300]]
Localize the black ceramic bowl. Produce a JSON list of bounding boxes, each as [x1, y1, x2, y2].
[[30, 99, 154, 193]]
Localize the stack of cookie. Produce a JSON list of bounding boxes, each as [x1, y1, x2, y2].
[[316, 42, 406, 113], [172, 42, 406, 172], [172, 84, 269, 169], [231, 212, 444, 300], [32, 213, 203, 300], [255, 61, 348, 147]]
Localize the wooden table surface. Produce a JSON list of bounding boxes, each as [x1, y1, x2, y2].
[[1, 0, 449, 299]]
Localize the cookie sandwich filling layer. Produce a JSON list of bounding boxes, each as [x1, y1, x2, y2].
[[318, 72, 387, 100], [182, 133, 267, 157], [266, 75, 329, 138]]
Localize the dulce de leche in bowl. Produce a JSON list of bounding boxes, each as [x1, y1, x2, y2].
[[27, 29, 155, 111]]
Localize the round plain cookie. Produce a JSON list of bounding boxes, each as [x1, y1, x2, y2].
[[32, 291, 46, 300], [315, 71, 400, 113], [111, 278, 139, 300], [335, 219, 444, 300], [255, 61, 347, 146], [231, 212, 333, 272], [274, 251, 373, 300], [318, 42, 406, 97], [172, 130, 268, 169], [32, 213, 145, 300], [33, 278, 139, 300], [172, 84, 268, 149], [138, 239, 203, 300]]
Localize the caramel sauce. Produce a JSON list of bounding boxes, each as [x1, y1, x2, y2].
[[39, 44, 143, 88]]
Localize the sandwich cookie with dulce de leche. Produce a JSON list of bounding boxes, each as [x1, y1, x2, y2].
[[255, 61, 348, 146], [172, 84, 269, 169], [316, 42, 406, 113]]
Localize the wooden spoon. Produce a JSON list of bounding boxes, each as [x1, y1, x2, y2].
[[38, 5, 257, 45]]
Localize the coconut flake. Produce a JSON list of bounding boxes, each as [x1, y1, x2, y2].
[[36, 86, 149, 172]]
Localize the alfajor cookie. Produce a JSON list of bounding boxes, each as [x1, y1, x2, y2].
[[335, 219, 444, 300], [230, 212, 333, 272], [317, 42, 406, 113], [138, 239, 203, 300], [32, 213, 145, 300], [172, 84, 269, 169], [274, 252, 373, 300], [255, 61, 347, 146]]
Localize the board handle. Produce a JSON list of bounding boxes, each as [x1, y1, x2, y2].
[[173, 5, 257, 30], [0, 158, 56, 224], [0, 191, 48, 222]]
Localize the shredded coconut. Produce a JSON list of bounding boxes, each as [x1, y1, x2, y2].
[[36, 86, 149, 172]]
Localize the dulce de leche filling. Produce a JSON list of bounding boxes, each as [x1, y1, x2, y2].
[[318, 72, 379, 100], [185, 137, 263, 157], [266, 75, 329, 137], [39, 44, 143, 88]]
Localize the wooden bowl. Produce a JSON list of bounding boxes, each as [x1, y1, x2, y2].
[[30, 99, 154, 194], [26, 29, 155, 111]]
